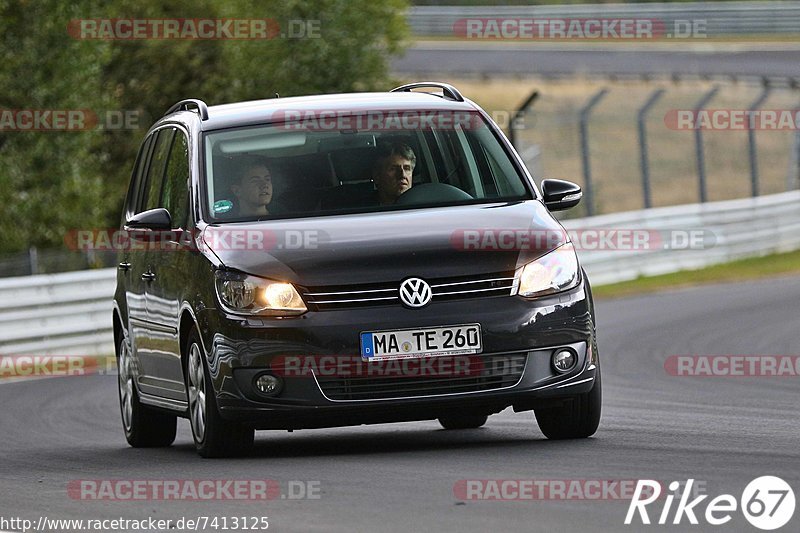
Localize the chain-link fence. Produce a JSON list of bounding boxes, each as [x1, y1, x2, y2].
[[511, 76, 800, 217]]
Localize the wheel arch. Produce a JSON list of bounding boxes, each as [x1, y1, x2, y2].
[[112, 302, 125, 354], [178, 304, 205, 370]]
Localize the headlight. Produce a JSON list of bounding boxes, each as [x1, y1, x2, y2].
[[514, 242, 580, 298], [215, 270, 307, 316]]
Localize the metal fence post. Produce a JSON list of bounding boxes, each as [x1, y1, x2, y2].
[[637, 88, 666, 209], [28, 246, 38, 275], [790, 126, 800, 191], [579, 88, 609, 216], [509, 90, 539, 149], [693, 86, 719, 203], [747, 83, 770, 197]]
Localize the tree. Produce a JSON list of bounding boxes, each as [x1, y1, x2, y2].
[[0, 0, 409, 256], [0, 0, 109, 251]]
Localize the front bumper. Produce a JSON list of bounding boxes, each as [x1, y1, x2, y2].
[[195, 282, 598, 429]]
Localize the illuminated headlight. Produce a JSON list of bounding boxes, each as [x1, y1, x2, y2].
[[215, 270, 306, 316], [514, 242, 580, 298]]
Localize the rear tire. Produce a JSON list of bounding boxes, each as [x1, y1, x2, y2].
[[535, 366, 601, 440], [438, 414, 488, 430], [185, 328, 254, 458], [117, 334, 177, 447]]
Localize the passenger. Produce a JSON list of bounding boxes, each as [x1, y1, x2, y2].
[[372, 142, 415, 205], [230, 156, 273, 217]]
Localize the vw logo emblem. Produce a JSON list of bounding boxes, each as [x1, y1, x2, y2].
[[399, 277, 432, 308]]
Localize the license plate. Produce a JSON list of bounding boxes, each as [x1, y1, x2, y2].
[[360, 324, 482, 360]]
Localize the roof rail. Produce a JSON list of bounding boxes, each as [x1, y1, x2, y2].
[[390, 82, 464, 102], [165, 99, 209, 120]]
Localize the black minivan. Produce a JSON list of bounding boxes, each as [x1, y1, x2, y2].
[[113, 82, 601, 457]]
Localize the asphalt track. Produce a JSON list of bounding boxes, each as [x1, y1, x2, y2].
[[393, 42, 800, 78], [2, 274, 798, 532]]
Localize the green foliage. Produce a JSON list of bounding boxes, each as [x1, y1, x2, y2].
[[0, 0, 109, 250], [214, 0, 409, 98], [0, 0, 409, 253]]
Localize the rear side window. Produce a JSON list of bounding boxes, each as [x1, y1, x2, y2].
[[141, 128, 175, 212], [161, 131, 190, 228]]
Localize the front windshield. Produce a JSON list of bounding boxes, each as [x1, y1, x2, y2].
[[203, 110, 532, 222]]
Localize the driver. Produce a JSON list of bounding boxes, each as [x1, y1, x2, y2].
[[372, 142, 415, 205]]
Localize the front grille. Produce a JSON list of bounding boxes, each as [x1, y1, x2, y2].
[[315, 352, 528, 401], [302, 272, 515, 310]]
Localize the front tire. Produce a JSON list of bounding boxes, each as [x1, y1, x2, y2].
[[185, 328, 254, 458], [117, 334, 177, 447], [534, 366, 601, 440]]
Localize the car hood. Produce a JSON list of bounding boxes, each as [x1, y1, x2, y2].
[[202, 200, 567, 287]]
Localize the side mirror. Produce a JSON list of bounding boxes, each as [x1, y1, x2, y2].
[[125, 208, 172, 231], [541, 179, 582, 211]]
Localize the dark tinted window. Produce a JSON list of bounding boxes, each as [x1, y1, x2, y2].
[[141, 128, 175, 212], [125, 134, 154, 218], [203, 111, 531, 222], [161, 131, 190, 228]]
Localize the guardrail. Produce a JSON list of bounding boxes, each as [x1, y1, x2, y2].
[[0, 269, 116, 356], [1, 189, 799, 355], [408, 2, 800, 37], [562, 189, 800, 285]]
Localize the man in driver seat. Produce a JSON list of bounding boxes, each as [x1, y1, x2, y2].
[[373, 142, 415, 205]]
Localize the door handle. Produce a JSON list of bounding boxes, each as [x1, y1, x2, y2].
[[141, 271, 156, 281], [118, 262, 131, 271]]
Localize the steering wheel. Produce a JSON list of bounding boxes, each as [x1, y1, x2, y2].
[[394, 183, 474, 206]]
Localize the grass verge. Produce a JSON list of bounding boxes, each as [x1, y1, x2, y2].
[[592, 249, 800, 299]]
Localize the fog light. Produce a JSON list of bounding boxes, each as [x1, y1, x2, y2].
[[254, 373, 283, 396], [552, 349, 578, 374]]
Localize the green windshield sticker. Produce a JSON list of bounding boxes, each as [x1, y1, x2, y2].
[[213, 200, 233, 214]]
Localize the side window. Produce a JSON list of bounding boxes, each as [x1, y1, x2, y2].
[[125, 134, 154, 219], [473, 127, 528, 198], [466, 134, 499, 198], [439, 128, 481, 196], [141, 128, 175, 212], [161, 131, 190, 229], [479, 146, 502, 197], [430, 130, 459, 185]]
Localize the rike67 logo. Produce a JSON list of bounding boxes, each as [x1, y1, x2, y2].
[[626, 477, 795, 530]]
